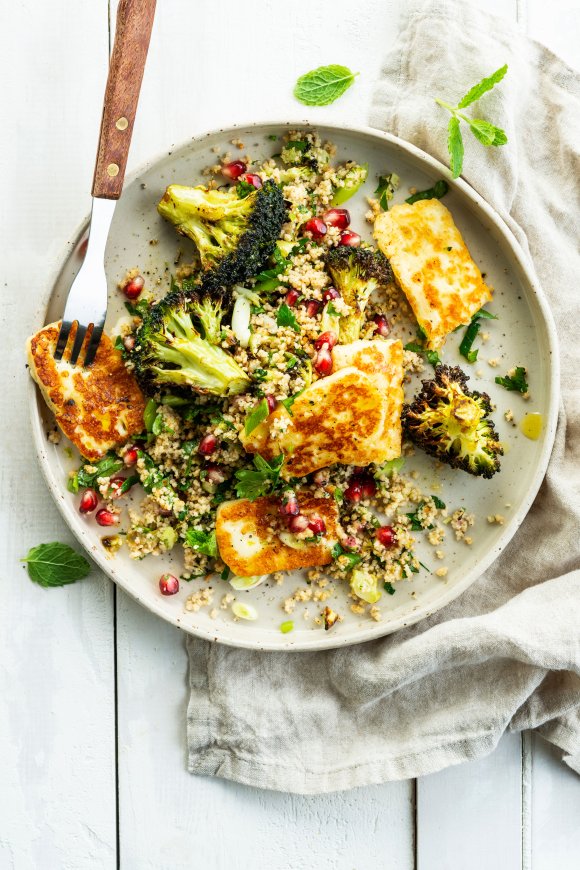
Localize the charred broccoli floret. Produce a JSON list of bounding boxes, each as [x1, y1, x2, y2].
[[157, 180, 286, 293], [325, 246, 393, 343], [132, 289, 251, 397], [402, 365, 503, 478]]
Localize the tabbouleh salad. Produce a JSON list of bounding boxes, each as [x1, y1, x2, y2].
[[62, 129, 512, 630]]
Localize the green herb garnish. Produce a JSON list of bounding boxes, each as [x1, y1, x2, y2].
[[143, 398, 158, 432], [404, 338, 441, 367], [431, 495, 446, 509], [245, 399, 269, 436], [495, 366, 528, 393], [374, 173, 399, 210], [75, 452, 124, 490], [294, 64, 359, 106], [235, 454, 285, 501], [281, 389, 304, 416], [331, 542, 362, 571], [22, 542, 91, 588], [405, 180, 449, 205], [384, 581, 396, 595], [185, 528, 218, 558], [277, 303, 301, 332], [435, 64, 509, 178], [459, 308, 498, 363]]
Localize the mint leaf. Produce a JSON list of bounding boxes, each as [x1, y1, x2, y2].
[[281, 389, 304, 416], [22, 542, 91, 588], [457, 64, 508, 108], [245, 399, 269, 436], [143, 398, 158, 432], [277, 303, 300, 332], [447, 116, 464, 179], [384, 582, 396, 595], [185, 528, 218, 558], [76, 453, 123, 489], [405, 179, 448, 205], [294, 64, 359, 106]]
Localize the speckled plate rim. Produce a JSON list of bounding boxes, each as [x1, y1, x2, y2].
[[28, 119, 560, 651]]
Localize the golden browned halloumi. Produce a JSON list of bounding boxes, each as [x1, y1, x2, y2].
[[373, 200, 492, 349], [27, 322, 146, 460], [332, 339, 404, 461], [241, 367, 386, 478], [215, 495, 339, 576], [241, 340, 404, 478]]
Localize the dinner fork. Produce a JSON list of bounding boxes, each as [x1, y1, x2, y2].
[[54, 0, 157, 367]]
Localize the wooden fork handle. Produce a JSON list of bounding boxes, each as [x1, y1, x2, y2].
[[91, 0, 157, 200]]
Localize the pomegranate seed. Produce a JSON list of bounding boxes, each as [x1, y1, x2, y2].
[[108, 476, 129, 498], [376, 525, 397, 547], [95, 509, 119, 527], [323, 287, 340, 302], [323, 208, 350, 229], [266, 395, 277, 413], [242, 173, 263, 189], [303, 217, 327, 240], [279, 492, 300, 517], [357, 473, 377, 498], [340, 230, 361, 247], [159, 573, 180, 596], [199, 433, 217, 455], [124, 275, 144, 300], [314, 346, 333, 377], [124, 447, 138, 467], [79, 489, 98, 514], [344, 482, 362, 503], [305, 300, 321, 318], [122, 335, 135, 352], [286, 288, 300, 307], [314, 331, 337, 351], [308, 517, 326, 535], [288, 514, 309, 533], [221, 160, 246, 180], [372, 314, 390, 337], [313, 469, 329, 486], [205, 463, 227, 485]]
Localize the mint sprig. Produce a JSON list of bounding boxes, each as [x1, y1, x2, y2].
[[294, 65, 359, 106], [435, 64, 508, 178]]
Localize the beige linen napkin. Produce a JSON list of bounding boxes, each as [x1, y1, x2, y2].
[[187, 0, 580, 793]]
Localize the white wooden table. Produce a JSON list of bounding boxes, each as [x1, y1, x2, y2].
[[2, 1, 579, 867]]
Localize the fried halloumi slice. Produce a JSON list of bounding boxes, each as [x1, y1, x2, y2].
[[27, 322, 146, 460], [332, 339, 404, 461], [216, 495, 339, 576], [241, 339, 404, 478], [241, 367, 386, 478], [373, 200, 492, 349]]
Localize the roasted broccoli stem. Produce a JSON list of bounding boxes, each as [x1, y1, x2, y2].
[[132, 289, 251, 397], [325, 246, 393, 343], [402, 365, 503, 478], [157, 180, 286, 293]]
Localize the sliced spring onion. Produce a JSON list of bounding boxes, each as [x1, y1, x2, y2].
[[350, 569, 382, 604], [232, 601, 258, 620], [231, 295, 252, 348], [278, 531, 309, 550]]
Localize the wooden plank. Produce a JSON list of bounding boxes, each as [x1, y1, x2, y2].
[[0, 2, 116, 868], [529, 734, 580, 870], [417, 733, 523, 870], [116, 592, 415, 870]]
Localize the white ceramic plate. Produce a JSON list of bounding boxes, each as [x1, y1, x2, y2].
[[29, 121, 559, 651]]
